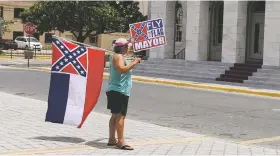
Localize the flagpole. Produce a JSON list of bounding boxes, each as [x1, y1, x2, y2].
[[52, 35, 138, 61], [52, 35, 115, 55]]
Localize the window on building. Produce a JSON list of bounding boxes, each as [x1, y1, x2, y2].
[[13, 31, 23, 40], [0, 6, 3, 18], [44, 33, 52, 43], [213, 2, 224, 45], [89, 35, 98, 44], [14, 8, 24, 18], [175, 3, 183, 42]]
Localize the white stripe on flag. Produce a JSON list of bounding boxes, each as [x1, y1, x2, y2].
[[63, 74, 87, 126]]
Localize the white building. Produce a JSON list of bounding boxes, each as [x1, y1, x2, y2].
[[149, 1, 280, 67], [137, 0, 148, 16]]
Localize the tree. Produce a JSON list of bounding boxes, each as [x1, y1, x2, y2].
[[20, 1, 146, 43], [0, 19, 15, 39], [108, 1, 147, 33]]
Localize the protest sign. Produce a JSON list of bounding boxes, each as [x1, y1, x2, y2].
[[129, 18, 166, 52]]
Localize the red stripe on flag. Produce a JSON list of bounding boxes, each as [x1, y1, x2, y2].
[[78, 47, 105, 128], [78, 53, 87, 70]]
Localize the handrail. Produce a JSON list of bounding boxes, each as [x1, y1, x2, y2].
[[174, 48, 185, 59]]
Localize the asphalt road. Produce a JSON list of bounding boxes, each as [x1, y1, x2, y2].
[[1, 68, 280, 149]]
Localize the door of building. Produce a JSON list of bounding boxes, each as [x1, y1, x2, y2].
[[249, 13, 264, 61]]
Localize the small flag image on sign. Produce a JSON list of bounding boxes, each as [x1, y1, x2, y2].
[[129, 18, 166, 52]]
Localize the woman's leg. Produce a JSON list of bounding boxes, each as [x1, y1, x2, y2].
[[115, 114, 133, 150], [116, 114, 125, 145], [108, 114, 117, 145]]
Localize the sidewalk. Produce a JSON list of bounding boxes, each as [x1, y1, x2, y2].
[[0, 58, 51, 67], [0, 92, 279, 155]]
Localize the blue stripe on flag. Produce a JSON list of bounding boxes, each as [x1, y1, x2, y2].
[[45, 72, 70, 124]]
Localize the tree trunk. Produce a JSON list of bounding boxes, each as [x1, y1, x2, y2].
[[76, 30, 93, 43], [76, 35, 85, 43]]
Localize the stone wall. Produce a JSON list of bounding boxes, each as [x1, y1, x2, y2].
[[221, 1, 247, 64], [185, 1, 209, 61], [149, 1, 174, 59], [263, 1, 280, 67]]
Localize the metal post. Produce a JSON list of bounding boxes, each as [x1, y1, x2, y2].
[[28, 36, 30, 50], [34, 46, 36, 59], [28, 35, 31, 67], [10, 48, 12, 59]]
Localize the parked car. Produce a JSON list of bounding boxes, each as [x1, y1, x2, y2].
[[0, 39, 18, 50], [14, 36, 43, 51]]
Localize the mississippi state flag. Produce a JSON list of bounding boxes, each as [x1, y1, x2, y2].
[[45, 37, 105, 128]]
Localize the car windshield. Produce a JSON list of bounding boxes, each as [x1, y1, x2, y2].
[[26, 38, 39, 42]]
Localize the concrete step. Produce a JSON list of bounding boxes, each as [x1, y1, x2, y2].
[[230, 66, 258, 72], [133, 68, 223, 78], [234, 63, 262, 68], [248, 76, 280, 84], [225, 70, 253, 76], [134, 65, 227, 74], [257, 68, 280, 74], [129, 71, 218, 83], [252, 71, 280, 77], [245, 79, 280, 88], [216, 77, 243, 83], [132, 69, 219, 80], [220, 74, 249, 80], [144, 59, 233, 66], [135, 63, 230, 71]]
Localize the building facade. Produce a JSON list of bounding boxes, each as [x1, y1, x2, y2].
[[0, 1, 74, 48], [149, 1, 280, 67], [0, 1, 147, 50]]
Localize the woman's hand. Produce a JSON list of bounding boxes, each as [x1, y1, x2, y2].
[[130, 38, 135, 44], [133, 57, 142, 65]]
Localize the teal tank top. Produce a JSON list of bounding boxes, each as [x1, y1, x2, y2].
[[106, 54, 132, 96]]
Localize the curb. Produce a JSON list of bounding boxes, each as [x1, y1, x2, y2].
[[102, 73, 280, 98], [6, 66, 280, 98], [0, 56, 51, 60]]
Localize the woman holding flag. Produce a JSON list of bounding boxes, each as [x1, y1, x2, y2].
[[106, 38, 141, 150]]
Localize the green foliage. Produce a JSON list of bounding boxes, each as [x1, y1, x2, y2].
[[108, 1, 147, 32], [0, 19, 15, 39], [20, 1, 146, 43]]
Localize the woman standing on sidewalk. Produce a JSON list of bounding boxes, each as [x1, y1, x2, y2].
[[106, 38, 141, 150]]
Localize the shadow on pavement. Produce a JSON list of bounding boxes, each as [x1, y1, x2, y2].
[[32, 136, 86, 143], [85, 139, 116, 149], [31, 136, 123, 149]]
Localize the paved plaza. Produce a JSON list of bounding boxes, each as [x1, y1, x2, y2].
[[0, 92, 279, 155]]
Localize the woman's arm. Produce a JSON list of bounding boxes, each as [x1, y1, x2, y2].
[[113, 54, 140, 74], [126, 38, 134, 54]]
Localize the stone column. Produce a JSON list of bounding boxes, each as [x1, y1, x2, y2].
[[263, 2, 280, 67], [221, 1, 247, 64], [185, 1, 209, 61], [149, 1, 175, 59]]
